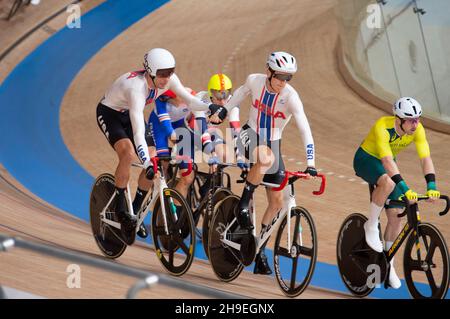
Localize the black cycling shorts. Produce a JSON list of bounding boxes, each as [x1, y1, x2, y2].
[[96, 103, 155, 149], [236, 124, 285, 186]]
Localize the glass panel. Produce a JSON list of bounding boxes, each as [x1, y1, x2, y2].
[[335, 0, 400, 100], [380, 0, 440, 117], [416, 0, 450, 122]]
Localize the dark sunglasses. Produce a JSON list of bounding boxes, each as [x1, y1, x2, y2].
[[272, 72, 293, 82], [156, 68, 175, 78]]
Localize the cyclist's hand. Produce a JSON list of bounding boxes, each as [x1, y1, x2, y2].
[[304, 167, 317, 179], [208, 154, 220, 166], [426, 189, 440, 202], [145, 164, 155, 180], [208, 104, 227, 124], [403, 189, 418, 203]]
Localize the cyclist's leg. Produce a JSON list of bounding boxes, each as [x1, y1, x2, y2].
[[174, 129, 195, 199], [198, 128, 226, 196], [133, 136, 157, 213], [253, 187, 283, 275], [261, 140, 285, 227], [383, 187, 404, 288], [353, 147, 394, 252], [234, 126, 274, 229], [176, 168, 195, 198], [97, 105, 133, 210], [253, 145, 284, 274]]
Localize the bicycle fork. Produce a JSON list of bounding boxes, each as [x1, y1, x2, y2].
[[285, 184, 300, 254]]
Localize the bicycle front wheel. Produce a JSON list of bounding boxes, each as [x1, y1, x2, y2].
[[151, 188, 196, 276], [403, 223, 449, 299], [273, 207, 317, 297]]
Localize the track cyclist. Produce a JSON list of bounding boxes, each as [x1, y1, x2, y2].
[[96, 48, 223, 241], [147, 73, 240, 201], [353, 97, 441, 289], [210, 51, 318, 275]]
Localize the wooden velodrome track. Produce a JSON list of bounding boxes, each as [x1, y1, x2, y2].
[[0, 0, 449, 298]]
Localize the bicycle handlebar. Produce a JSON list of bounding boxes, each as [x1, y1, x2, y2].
[[388, 195, 449, 217], [272, 171, 326, 195]]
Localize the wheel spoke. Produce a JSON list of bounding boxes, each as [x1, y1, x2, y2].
[[277, 247, 292, 258], [425, 269, 438, 294], [299, 246, 313, 257], [408, 260, 424, 272], [290, 256, 299, 290], [173, 235, 190, 255], [425, 240, 438, 264]]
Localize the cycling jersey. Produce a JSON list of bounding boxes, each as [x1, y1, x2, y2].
[[223, 73, 315, 167], [360, 116, 430, 159], [100, 70, 209, 166]]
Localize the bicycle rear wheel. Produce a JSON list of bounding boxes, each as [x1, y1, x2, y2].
[[273, 207, 317, 297], [89, 173, 126, 259], [202, 188, 233, 259], [336, 213, 387, 297], [208, 195, 245, 282], [151, 188, 196, 276], [403, 223, 449, 299]]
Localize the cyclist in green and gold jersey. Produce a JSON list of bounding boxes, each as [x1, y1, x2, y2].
[[353, 97, 441, 289]]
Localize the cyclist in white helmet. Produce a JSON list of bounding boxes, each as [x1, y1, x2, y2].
[[211, 51, 317, 275], [96, 48, 223, 241], [353, 97, 441, 289]]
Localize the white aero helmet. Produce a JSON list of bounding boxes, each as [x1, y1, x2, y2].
[[267, 51, 297, 74], [393, 97, 422, 119], [143, 48, 176, 77]]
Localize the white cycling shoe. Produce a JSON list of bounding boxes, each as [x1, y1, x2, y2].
[[363, 221, 383, 253], [388, 264, 402, 289]]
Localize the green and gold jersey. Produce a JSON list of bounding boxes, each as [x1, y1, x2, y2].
[[360, 116, 430, 159]]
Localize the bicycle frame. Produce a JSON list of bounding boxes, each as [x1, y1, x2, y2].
[[384, 195, 450, 264], [220, 172, 326, 255], [99, 156, 192, 235]]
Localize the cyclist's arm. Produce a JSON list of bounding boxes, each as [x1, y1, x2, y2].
[[192, 111, 213, 154], [128, 89, 151, 167], [415, 125, 437, 191], [169, 74, 209, 111], [229, 107, 241, 158], [229, 107, 241, 132], [155, 98, 174, 136], [288, 92, 315, 167], [223, 76, 252, 113], [376, 126, 400, 175], [380, 156, 400, 176], [420, 156, 436, 176], [376, 127, 411, 194]]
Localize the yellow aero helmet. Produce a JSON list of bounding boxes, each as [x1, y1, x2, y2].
[[207, 73, 232, 96]]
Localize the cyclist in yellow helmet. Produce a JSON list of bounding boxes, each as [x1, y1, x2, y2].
[[172, 73, 241, 201]]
